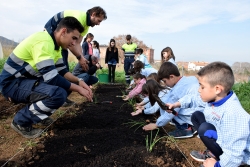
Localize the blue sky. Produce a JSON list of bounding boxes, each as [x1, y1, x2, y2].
[[0, 0, 249, 65]]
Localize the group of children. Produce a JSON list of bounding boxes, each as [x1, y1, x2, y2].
[[122, 46, 250, 167]]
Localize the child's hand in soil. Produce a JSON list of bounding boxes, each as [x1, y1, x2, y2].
[[131, 109, 142, 116], [142, 123, 157, 131], [123, 96, 129, 101]]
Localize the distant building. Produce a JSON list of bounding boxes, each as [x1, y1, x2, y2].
[[99, 45, 154, 63], [188, 61, 209, 71], [177, 61, 209, 71]]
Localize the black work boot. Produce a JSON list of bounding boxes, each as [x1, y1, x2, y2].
[[11, 121, 43, 139], [37, 117, 54, 126]]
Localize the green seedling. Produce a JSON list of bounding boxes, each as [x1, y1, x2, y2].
[[145, 128, 169, 152], [19, 140, 37, 150], [128, 98, 136, 107], [123, 119, 147, 132]]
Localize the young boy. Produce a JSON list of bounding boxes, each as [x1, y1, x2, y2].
[[142, 62, 206, 139], [167, 62, 250, 167]]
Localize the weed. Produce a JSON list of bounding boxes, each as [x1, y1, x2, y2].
[[21, 140, 37, 149], [145, 128, 169, 152]]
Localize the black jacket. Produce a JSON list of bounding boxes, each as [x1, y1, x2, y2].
[[105, 47, 119, 64]]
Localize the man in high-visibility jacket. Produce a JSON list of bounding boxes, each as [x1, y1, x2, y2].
[[0, 17, 93, 139], [121, 34, 137, 84], [44, 6, 107, 71]]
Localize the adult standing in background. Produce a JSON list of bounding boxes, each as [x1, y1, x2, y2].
[[105, 39, 119, 83], [44, 6, 107, 71], [121, 35, 137, 84]]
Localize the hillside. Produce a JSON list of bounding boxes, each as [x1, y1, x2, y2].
[[0, 36, 18, 47]]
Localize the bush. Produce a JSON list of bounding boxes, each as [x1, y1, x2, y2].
[[0, 58, 7, 73], [232, 82, 250, 113]]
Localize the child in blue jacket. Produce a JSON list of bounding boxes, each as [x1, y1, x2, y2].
[[167, 62, 250, 167]]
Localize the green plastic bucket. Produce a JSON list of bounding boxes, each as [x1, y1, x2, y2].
[[98, 74, 109, 83]]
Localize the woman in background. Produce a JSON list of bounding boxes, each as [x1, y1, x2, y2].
[[105, 39, 119, 83]]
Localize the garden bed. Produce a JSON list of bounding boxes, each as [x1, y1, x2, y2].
[[3, 84, 248, 167]]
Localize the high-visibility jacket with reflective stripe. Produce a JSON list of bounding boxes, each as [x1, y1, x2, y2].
[[0, 31, 69, 92], [64, 10, 89, 37], [45, 10, 89, 37], [122, 43, 137, 57]]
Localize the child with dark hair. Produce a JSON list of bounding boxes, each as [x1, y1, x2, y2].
[[142, 62, 205, 139], [134, 73, 161, 111], [105, 39, 119, 83], [167, 61, 250, 167], [135, 48, 152, 68], [126, 60, 157, 91], [123, 73, 146, 101], [92, 40, 100, 61], [82, 33, 94, 58], [133, 60, 157, 77], [131, 79, 169, 116], [161, 47, 176, 66]]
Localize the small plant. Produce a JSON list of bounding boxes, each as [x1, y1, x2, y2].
[[21, 140, 37, 149], [127, 98, 136, 107], [123, 119, 147, 132], [145, 128, 169, 152]]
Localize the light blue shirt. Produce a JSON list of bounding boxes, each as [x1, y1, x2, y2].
[[141, 68, 158, 77], [136, 54, 152, 68], [205, 93, 250, 166], [168, 58, 177, 66], [144, 90, 169, 115], [156, 76, 204, 127]]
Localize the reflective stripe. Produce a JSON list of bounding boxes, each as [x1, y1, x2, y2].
[[4, 63, 17, 74], [14, 72, 21, 78], [60, 11, 64, 18], [36, 101, 52, 112], [56, 66, 66, 72], [53, 14, 58, 22], [9, 53, 24, 66], [36, 59, 54, 70], [29, 104, 48, 120], [43, 69, 58, 81], [25, 65, 42, 77], [55, 58, 64, 65]]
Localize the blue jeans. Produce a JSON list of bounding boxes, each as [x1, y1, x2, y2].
[[3, 78, 67, 126], [108, 58, 117, 65], [77, 73, 98, 85]]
